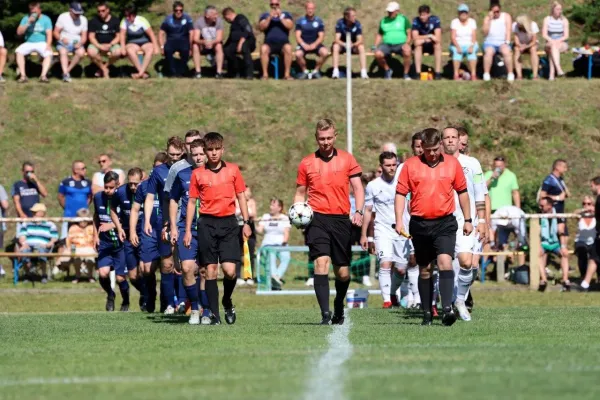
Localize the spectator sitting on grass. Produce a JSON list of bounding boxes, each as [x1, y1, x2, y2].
[[331, 7, 368, 80], [542, 1, 569, 81], [411, 4, 442, 80], [159, 1, 194, 78], [374, 1, 412, 80], [257, 197, 291, 286], [53, 2, 88, 83], [538, 196, 570, 292], [12, 161, 48, 219], [450, 4, 478, 81], [0, 30, 7, 82], [18, 203, 58, 284], [482, 0, 514, 82], [574, 195, 596, 292], [222, 7, 256, 79], [92, 154, 125, 195], [58, 161, 92, 239], [59, 208, 96, 284], [87, 1, 122, 79], [294, 1, 328, 80], [119, 3, 160, 79], [259, 0, 294, 80], [484, 156, 520, 212], [193, 5, 225, 79], [15, 1, 53, 83], [513, 15, 539, 80]]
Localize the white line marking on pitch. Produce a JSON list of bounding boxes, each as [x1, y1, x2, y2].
[[304, 311, 353, 400]]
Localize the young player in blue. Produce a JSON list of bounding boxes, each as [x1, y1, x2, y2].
[[144, 137, 186, 315], [93, 171, 128, 312], [170, 139, 210, 325], [129, 153, 168, 313], [110, 168, 148, 311]]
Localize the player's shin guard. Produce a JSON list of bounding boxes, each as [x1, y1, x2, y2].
[[407, 267, 420, 303], [438, 270, 454, 310], [205, 279, 220, 319], [184, 284, 200, 311], [160, 272, 176, 307], [118, 279, 130, 305], [418, 275, 432, 312], [456, 268, 473, 302], [222, 277, 236, 309], [379, 268, 392, 302], [334, 278, 350, 311], [314, 274, 330, 313]]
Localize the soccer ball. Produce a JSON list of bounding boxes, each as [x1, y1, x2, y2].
[[288, 202, 313, 229]]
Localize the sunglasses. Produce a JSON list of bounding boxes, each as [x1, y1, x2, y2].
[[24, 170, 35, 173], [583, 202, 593, 205], [174, 8, 183, 12], [494, 157, 505, 162], [98, 159, 108, 164], [270, 3, 280, 7]]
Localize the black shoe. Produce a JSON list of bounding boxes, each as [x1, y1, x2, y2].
[[120, 303, 129, 312], [139, 295, 146, 311], [561, 281, 571, 292], [421, 311, 433, 326], [331, 311, 345, 325], [215, 73, 223, 79], [434, 72, 442, 80], [320, 311, 332, 325], [465, 291, 474, 313], [441, 306, 457, 326], [538, 281, 548, 292], [145, 296, 156, 313], [210, 314, 221, 325], [106, 295, 115, 312], [224, 306, 237, 325]]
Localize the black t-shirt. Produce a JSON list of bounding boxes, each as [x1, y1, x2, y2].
[[595, 195, 600, 238], [226, 14, 255, 45], [89, 15, 120, 44]]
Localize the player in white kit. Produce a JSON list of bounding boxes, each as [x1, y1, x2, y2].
[[361, 151, 420, 308], [441, 127, 487, 321]]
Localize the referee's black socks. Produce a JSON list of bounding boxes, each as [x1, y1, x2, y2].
[[418, 276, 432, 312], [334, 278, 350, 311], [439, 270, 454, 310], [205, 279, 220, 320], [314, 274, 330, 313]]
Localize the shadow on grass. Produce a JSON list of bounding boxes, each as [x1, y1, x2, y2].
[[146, 314, 190, 324]]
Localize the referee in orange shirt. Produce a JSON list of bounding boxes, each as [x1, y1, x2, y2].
[[294, 118, 364, 325], [395, 128, 473, 326]]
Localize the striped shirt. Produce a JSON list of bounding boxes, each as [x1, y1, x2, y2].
[[546, 16, 565, 40], [19, 221, 58, 246]]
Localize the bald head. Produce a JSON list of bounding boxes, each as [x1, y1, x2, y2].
[[381, 142, 397, 154]]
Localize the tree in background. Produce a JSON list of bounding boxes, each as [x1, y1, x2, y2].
[[568, 0, 600, 44]]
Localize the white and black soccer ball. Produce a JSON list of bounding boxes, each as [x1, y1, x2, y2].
[[288, 202, 313, 229]]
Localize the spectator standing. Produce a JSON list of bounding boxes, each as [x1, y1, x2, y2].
[[12, 162, 48, 219], [482, 1, 514, 82], [374, 2, 412, 80], [259, 0, 294, 80], [53, 2, 88, 83], [119, 4, 160, 79], [257, 198, 291, 286], [575, 195, 596, 291], [411, 5, 442, 80], [294, 1, 328, 80], [87, 2, 122, 79], [0, 183, 8, 276], [542, 1, 569, 80], [15, 1, 53, 83], [540, 159, 570, 223], [222, 7, 256, 79], [159, 1, 194, 78], [538, 196, 570, 292], [450, 4, 478, 80], [513, 15, 539, 80], [18, 203, 58, 284], [0, 30, 7, 82], [92, 154, 125, 195], [331, 7, 368, 80], [484, 156, 520, 212], [58, 161, 92, 238], [193, 6, 225, 79]]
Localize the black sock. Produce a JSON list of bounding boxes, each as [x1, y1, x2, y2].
[[99, 277, 113, 297], [314, 274, 330, 314], [334, 279, 350, 312], [439, 270, 455, 310], [130, 277, 144, 295], [222, 277, 237, 309], [205, 279, 220, 319], [418, 276, 432, 312], [118, 280, 130, 305]]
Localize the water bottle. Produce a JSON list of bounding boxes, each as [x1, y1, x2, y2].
[[71, 244, 76, 254]]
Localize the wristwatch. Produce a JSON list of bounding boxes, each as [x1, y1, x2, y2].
[[464, 218, 473, 223], [355, 210, 364, 216], [243, 220, 251, 225]]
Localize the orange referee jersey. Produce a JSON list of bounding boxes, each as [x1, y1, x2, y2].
[[396, 154, 467, 219], [296, 148, 362, 215], [189, 161, 246, 217]]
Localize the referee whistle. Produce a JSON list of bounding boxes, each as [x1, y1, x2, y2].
[[391, 224, 412, 239]]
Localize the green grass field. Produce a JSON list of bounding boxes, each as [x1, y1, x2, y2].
[[1, 286, 600, 400]]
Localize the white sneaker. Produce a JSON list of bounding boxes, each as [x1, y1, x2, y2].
[[362, 276, 373, 287], [189, 310, 200, 325], [332, 68, 339, 79], [245, 278, 255, 286], [455, 300, 472, 321], [237, 278, 247, 286], [51, 266, 60, 276], [164, 305, 175, 315], [507, 73, 515, 82], [361, 71, 369, 79], [0, 266, 5, 277], [483, 73, 491, 82], [305, 277, 314, 286]]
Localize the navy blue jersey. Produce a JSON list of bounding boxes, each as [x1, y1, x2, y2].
[[542, 174, 567, 213], [11, 180, 40, 217], [112, 184, 138, 235], [295, 15, 324, 44], [335, 18, 363, 43], [170, 166, 199, 230], [135, 180, 159, 227], [146, 164, 170, 219], [259, 11, 293, 44], [411, 15, 441, 36], [160, 13, 194, 42], [93, 191, 121, 249]]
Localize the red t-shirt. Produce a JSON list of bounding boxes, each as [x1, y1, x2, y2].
[[396, 154, 467, 219], [296, 149, 362, 215], [189, 162, 246, 217]]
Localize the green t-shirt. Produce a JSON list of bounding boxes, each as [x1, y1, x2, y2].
[[19, 14, 52, 43], [378, 14, 410, 45], [484, 168, 519, 211]]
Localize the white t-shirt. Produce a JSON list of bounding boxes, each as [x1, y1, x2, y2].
[[0, 31, 4, 48], [491, 205, 526, 233], [56, 12, 88, 43], [451, 18, 477, 47], [365, 169, 409, 238], [92, 169, 125, 187], [485, 12, 508, 46], [512, 21, 539, 44], [259, 214, 290, 246], [454, 154, 485, 226]]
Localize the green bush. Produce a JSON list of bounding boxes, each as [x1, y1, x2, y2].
[[568, 0, 600, 43]]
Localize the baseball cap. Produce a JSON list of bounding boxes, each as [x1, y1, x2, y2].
[[70, 2, 84, 15], [457, 4, 470, 12], [30, 203, 47, 213], [386, 1, 400, 12]]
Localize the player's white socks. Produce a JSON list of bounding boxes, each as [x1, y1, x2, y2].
[[452, 258, 461, 302], [407, 267, 420, 304], [379, 268, 391, 302], [456, 268, 473, 302]]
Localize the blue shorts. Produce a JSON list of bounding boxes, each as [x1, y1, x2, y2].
[[483, 42, 510, 53], [450, 43, 479, 61], [124, 240, 140, 270], [56, 42, 79, 53], [97, 245, 126, 276], [177, 228, 198, 262], [140, 230, 161, 263]]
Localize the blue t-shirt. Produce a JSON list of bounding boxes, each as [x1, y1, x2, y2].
[[11, 180, 40, 217], [93, 191, 121, 249], [169, 166, 199, 230], [135, 179, 159, 227], [411, 15, 441, 36], [259, 11, 293, 44], [295, 16, 324, 44], [160, 13, 194, 42], [146, 163, 170, 219], [112, 184, 138, 236], [542, 174, 567, 213], [335, 18, 363, 43], [58, 177, 92, 217], [19, 14, 53, 43]]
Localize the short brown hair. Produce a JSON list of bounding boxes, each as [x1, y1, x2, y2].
[[420, 128, 441, 147], [185, 130, 203, 140], [270, 197, 284, 210], [154, 151, 169, 165], [128, 167, 143, 179], [315, 118, 336, 136], [222, 7, 234, 16], [591, 176, 600, 186], [190, 139, 206, 151], [204, 132, 224, 148], [166, 136, 186, 152], [445, 125, 468, 137]]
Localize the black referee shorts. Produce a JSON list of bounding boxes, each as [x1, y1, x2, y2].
[[409, 214, 457, 267], [197, 215, 241, 266], [305, 212, 352, 267]]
